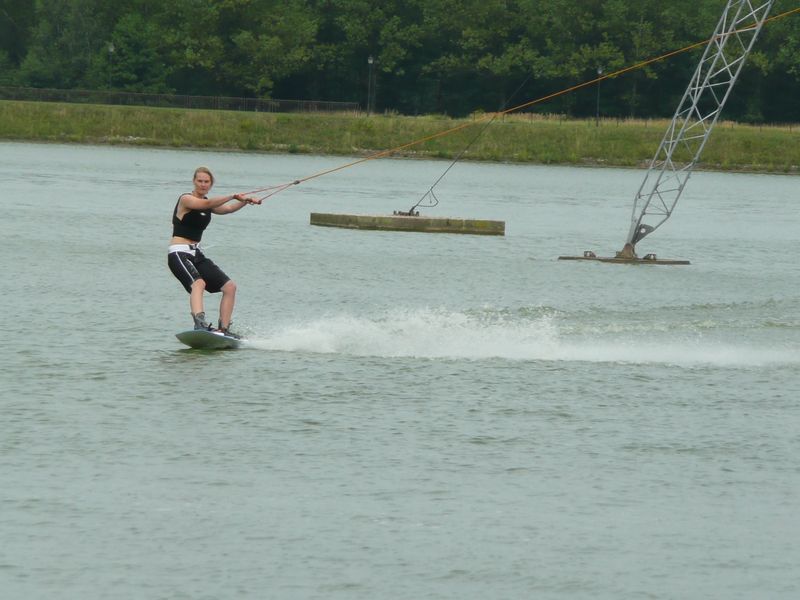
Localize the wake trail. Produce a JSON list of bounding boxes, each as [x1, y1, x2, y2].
[[244, 308, 799, 367]]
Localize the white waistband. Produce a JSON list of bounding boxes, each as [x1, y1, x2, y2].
[[168, 244, 198, 254]]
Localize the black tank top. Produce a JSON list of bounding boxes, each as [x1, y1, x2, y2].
[[172, 194, 212, 241]]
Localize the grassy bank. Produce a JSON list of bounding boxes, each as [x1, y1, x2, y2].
[[1, 100, 799, 173]]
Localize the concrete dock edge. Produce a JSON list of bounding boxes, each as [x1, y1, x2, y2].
[[310, 213, 505, 236]]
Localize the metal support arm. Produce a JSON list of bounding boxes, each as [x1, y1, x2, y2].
[[621, 0, 775, 257]]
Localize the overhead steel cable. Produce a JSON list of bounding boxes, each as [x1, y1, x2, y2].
[[405, 74, 535, 215]]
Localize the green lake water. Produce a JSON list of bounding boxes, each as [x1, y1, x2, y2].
[[2, 141, 799, 599]]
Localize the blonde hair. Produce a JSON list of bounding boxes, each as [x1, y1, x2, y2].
[[193, 166, 215, 185]]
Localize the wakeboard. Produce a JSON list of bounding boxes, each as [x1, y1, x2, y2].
[[176, 329, 245, 350]]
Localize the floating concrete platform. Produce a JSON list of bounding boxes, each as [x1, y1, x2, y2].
[[310, 212, 505, 236], [558, 250, 690, 265]]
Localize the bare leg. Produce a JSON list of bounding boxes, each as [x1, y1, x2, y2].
[[190, 279, 206, 316], [219, 280, 237, 329]]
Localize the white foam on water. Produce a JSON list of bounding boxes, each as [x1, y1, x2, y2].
[[246, 308, 799, 367]]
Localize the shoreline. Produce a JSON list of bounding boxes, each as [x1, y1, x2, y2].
[[5, 137, 795, 178], [1, 100, 798, 175]]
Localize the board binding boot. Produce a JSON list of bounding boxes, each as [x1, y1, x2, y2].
[[218, 320, 241, 340], [192, 311, 213, 331]]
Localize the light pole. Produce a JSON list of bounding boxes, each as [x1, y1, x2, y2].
[[595, 66, 602, 127], [367, 55, 374, 116], [108, 42, 115, 90]]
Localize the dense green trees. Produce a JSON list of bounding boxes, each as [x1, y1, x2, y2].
[[1, 0, 799, 120]]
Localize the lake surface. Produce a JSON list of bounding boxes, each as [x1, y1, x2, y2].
[[2, 140, 799, 599]]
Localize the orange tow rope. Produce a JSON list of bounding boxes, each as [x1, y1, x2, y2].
[[245, 5, 800, 201]]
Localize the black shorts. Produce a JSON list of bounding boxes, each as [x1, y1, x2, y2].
[[168, 246, 230, 293]]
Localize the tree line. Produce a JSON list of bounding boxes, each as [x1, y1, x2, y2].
[[2, 0, 799, 121]]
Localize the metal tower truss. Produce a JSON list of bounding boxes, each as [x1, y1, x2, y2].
[[620, 0, 775, 257]]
